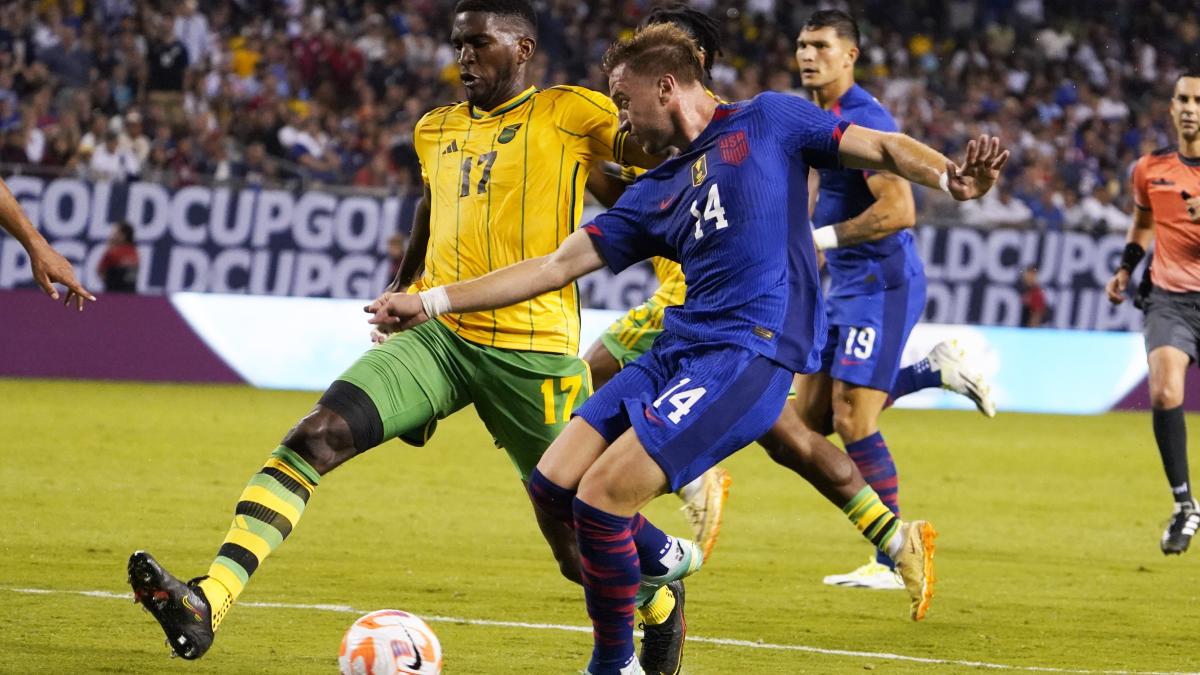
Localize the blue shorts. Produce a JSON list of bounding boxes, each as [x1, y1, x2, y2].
[[575, 334, 792, 491], [821, 275, 926, 392]]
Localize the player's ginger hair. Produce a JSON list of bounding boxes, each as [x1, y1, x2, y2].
[[601, 23, 704, 84]]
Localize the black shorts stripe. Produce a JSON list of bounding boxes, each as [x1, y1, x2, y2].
[[261, 467, 311, 503], [217, 542, 260, 576], [318, 380, 383, 453], [235, 501, 294, 539]]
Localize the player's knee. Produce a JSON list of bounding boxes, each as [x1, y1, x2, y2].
[[833, 413, 872, 444], [1151, 383, 1184, 410], [282, 411, 357, 475]]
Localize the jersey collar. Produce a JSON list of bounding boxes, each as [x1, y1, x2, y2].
[[1180, 152, 1200, 167], [469, 86, 538, 119]]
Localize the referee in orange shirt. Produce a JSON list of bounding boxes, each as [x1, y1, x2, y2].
[[1107, 70, 1200, 554]]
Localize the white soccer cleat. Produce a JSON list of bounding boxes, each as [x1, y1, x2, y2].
[[822, 558, 905, 590], [677, 467, 731, 563], [928, 339, 996, 418]]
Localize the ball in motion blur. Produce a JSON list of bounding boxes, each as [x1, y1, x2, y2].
[[338, 609, 443, 675]]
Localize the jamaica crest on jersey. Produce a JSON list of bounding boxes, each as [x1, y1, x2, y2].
[[497, 123, 523, 144]]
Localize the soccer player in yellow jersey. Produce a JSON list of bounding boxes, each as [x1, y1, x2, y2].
[[127, 2, 693, 668]]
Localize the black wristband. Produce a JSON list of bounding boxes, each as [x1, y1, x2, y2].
[[1119, 243, 1145, 272]]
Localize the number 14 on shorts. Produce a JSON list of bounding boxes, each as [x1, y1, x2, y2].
[[653, 378, 708, 424]]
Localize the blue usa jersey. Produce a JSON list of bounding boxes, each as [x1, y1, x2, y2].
[[813, 84, 923, 297], [584, 91, 848, 373]]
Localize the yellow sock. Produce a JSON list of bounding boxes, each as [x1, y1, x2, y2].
[[199, 446, 320, 631], [636, 585, 676, 626], [842, 485, 900, 555]]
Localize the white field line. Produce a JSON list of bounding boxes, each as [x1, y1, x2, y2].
[[3, 586, 1194, 675]]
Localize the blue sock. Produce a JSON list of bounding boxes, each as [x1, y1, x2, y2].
[[629, 513, 674, 577], [530, 469, 676, 576], [845, 431, 900, 568], [527, 468, 575, 526], [890, 358, 942, 400], [574, 497, 639, 674]]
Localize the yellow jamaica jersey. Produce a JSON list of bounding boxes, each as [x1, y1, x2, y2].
[[647, 256, 686, 308], [616, 167, 687, 310], [413, 85, 630, 354]]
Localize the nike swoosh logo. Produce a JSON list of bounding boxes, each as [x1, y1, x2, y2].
[[181, 596, 201, 621], [659, 196, 674, 210], [399, 625, 423, 670]]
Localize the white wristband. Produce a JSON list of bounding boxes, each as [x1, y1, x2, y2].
[[812, 226, 839, 251], [418, 287, 452, 319], [938, 171, 951, 194]]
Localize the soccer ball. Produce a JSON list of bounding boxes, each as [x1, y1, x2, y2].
[[338, 609, 443, 675]]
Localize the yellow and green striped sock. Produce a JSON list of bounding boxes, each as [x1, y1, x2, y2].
[[197, 446, 320, 630], [842, 485, 900, 556]]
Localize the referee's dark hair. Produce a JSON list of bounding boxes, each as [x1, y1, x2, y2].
[[453, 0, 537, 35], [802, 9, 861, 48], [644, 3, 723, 77]]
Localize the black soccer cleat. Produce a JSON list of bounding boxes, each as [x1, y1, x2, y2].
[[128, 551, 214, 659], [638, 580, 686, 675], [1162, 501, 1200, 555]]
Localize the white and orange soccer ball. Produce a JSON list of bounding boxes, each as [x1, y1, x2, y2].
[[338, 609, 443, 675]]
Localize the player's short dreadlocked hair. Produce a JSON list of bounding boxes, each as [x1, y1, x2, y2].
[[602, 23, 704, 84], [453, 0, 537, 34], [644, 3, 723, 77], [802, 9, 860, 47]]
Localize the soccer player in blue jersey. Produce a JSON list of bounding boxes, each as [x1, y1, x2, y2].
[[369, 24, 1008, 675], [793, 10, 994, 590]]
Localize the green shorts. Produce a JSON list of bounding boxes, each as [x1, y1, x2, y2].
[[599, 301, 666, 366], [335, 319, 592, 480]]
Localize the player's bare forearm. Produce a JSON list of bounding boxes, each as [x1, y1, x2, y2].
[[831, 175, 915, 246], [443, 229, 605, 315], [389, 188, 431, 292], [1126, 207, 1155, 249], [586, 163, 629, 209], [0, 177, 44, 250], [840, 128, 1008, 201], [839, 127, 947, 191]]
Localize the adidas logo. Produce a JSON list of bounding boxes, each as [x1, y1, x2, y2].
[[443, 140, 459, 154]]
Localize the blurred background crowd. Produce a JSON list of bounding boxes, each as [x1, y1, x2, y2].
[[1, 0, 1197, 229]]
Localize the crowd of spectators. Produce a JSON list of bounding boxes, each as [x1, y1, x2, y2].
[[0, 0, 1197, 229]]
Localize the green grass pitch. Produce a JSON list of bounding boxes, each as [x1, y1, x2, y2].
[[1, 378, 1197, 674]]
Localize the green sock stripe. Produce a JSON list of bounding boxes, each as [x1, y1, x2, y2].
[[872, 520, 900, 550], [841, 486, 875, 517], [240, 515, 286, 549], [864, 512, 896, 543], [213, 555, 251, 586], [271, 446, 321, 486], [247, 473, 307, 514]]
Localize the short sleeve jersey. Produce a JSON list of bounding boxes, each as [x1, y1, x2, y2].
[[1131, 148, 1200, 293], [412, 85, 628, 354], [812, 84, 923, 297], [585, 91, 849, 372]]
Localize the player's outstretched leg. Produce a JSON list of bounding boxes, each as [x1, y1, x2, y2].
[[129, 440, 325, 658], [891, 340, 995, 417]]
